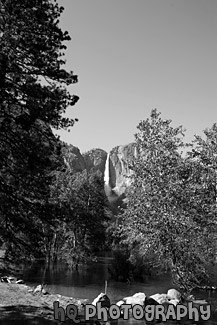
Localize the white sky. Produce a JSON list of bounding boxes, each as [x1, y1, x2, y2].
[[55, 0, 217, 153]]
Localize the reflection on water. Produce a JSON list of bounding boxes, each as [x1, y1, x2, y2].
[[2, 253, 217, 325], [22, 254, 174, 302]]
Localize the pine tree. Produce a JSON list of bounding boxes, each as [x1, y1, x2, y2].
[[0, 0, 78, 258]]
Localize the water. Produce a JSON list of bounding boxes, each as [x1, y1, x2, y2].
[[104, 153, 110, 187], [104, 153, 112, 197], [22, 254, 173, 302], [2, 254, 217, 324]]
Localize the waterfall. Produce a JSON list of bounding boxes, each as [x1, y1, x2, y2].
[[104, 153, 111, 195], [134, 145, 138, 158]]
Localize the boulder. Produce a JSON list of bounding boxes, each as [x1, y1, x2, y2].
[[33, 284, 42, 294], [92, 293, 110, 308], [144, 297, 160, 306], [33, 284, 49, 295], [116, 300, 125, 307], [1, 276, 11, 283], [149, 293, 169, 304], [167, 288, 181, 301], [167, 298, 180, 306], [123, 292, 146, 305]]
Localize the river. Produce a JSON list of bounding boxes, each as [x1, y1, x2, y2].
[[3, 253, 217, 324], [22, 253, 174, 302]]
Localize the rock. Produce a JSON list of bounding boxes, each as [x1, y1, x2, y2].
[[16, 279, 24, 284], [150, 290, 182, 305], [116, 300, 125, 307], [1, 276, 11, 283], [144, 297, 161, 306], [61, 142, 138, 206], [167, 288, 181, 301], [117, 292, 146, 319], [109, 143, 136, 196], [0, 249, 5, 258], [63, 144, 107, 176], [192, 299, 208, 306], [132, 292, 146, 300], [168, 298, 180, 306], [63, 144, 86, 172], [33, 284, 49, 295], [123, 292, 146, 305], [144, 297, 164, 323], [42, 288, 49, 295], [34, 284, 43, 294], [149, 293, 169, 304], [92, 293, 110, 308], [83, 148, 107, 174], [186, 294, 195, 301]]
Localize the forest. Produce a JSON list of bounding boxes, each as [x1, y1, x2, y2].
[[0, 0, 217, 295]]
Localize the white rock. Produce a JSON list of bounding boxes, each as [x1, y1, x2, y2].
[[167, 289, 181, 301], [168, 299, 180, 306], [34, 284, 42, 293], [1, 276, 11, 283], [132, 292, 146, 300], [123, 293, 146, 306], [92, 293, 106, 306], [149, 293, 169, 304], [116, 300, 125, 307]]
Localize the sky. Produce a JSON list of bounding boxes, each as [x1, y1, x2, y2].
[[55, 0, 217, 153]]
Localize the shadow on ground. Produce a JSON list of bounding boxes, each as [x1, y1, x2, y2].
[[0, 305, 55, 324], [1, 304, 217, 325], [0, 305, 98, 325]]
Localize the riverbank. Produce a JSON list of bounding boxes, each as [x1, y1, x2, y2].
[[1, 282, 217, 325], [0, 282, 88, 324], [1, 251, 217, 325]]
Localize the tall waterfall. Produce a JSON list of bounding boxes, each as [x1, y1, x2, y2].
[[104, 153, 111, 195]]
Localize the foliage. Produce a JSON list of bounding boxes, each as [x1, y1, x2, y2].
[[0, 0, 78, 257], [119, 109, 217, 292], [50, 166, 111, 267]]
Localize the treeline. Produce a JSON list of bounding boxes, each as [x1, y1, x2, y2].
[[109, 109, 217, 292], [48, 148, 111, 266], [0, 0, 110, 265], [1, 0, 217, 293]]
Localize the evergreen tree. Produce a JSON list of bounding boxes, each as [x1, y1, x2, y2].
[[0, 0, 78, 257]]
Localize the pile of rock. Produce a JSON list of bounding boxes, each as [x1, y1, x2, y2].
[[0, 275, 24, 284], [91, 288, 209, 321], [116, 288, 182, 308], [33, 284, 50, 295], [149, 288, 182, 306], [0, 276, 50, 296]]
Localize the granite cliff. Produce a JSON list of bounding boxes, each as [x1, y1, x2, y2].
[[109, 143, 136, 197], [62, 144, 86, 172], [83, 148, 107, 174], [62, 142, 137, 203]]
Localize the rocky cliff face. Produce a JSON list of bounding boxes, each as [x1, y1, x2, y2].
[[63, 142, 136, 201], [83, 148, 107, 174], [62, 144, 86, 173], [63, 144, 107, 175], [109, 143, 136, 196]]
